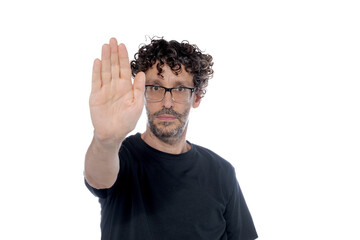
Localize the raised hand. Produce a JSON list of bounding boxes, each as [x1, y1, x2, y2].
[[89, 38, 145, 144]]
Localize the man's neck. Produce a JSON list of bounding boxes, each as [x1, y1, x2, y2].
[[141, 128, 190, 155]]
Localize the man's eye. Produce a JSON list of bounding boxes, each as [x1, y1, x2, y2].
[[176, 86, 185, 92], [152, 86, 161, 91]]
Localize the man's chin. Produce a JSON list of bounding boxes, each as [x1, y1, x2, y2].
[[149, 123, 185, 144], [154, 126, 180, 138]]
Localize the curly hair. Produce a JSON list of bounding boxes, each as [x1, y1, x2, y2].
[[130, 38, 214, 98]]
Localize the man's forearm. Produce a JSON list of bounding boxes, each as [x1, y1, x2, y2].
[[84, 135, 122, 189]]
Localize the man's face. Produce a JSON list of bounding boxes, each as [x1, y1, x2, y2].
[[144, 64, 201, 144]]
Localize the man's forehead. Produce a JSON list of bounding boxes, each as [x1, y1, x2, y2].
[[145, 63, 193, 84]]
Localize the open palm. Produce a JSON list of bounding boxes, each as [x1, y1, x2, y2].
[[89, 38, 145, 142]]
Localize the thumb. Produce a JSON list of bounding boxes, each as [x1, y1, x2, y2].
[[133, 72, 145, 101]]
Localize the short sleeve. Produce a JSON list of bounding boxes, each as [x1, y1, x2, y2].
[[84, 177, 111, 199], [224, 173, 258, 240]]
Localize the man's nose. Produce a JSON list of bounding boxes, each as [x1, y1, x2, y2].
[[162, 91, 174, 108]]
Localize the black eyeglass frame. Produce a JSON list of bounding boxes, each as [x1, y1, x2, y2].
[[145, 85, 196, 103]]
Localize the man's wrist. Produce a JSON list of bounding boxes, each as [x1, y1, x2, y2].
[[92, 132, 124, 150]]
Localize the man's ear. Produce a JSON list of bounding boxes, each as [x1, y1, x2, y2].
[[192, 94, 201, 108]]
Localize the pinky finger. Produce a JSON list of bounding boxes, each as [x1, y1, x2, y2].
[[91, 58, 102, 92]]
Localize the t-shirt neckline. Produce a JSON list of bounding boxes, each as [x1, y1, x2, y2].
[[133, 133, 196, 160]]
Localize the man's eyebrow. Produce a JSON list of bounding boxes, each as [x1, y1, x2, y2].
[[174, 80, 189, 86], [146, 79, 191, 87], [146, 79, 162, 85]]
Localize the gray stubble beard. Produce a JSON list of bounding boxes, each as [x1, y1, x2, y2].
[[147, 108, 190, 145]]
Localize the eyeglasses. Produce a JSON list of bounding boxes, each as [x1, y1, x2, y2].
[[145, 85, 195, 103]]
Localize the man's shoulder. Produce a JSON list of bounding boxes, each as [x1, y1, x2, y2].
[[117, 133, 145, 164], [123, 132, 141, 144], [192, 143, 235, 172], [120, 133, 142, 151]]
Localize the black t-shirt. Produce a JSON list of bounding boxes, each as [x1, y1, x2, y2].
[[85, 133, 257, 240]]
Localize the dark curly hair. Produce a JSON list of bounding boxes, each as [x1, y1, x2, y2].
[[130, 38, 214, 98]]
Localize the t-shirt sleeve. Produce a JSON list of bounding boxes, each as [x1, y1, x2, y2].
[[84, 177, 111, 199], [224, 171, 258, 240]]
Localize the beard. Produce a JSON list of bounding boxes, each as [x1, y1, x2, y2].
[[147, 107, 190, 145]]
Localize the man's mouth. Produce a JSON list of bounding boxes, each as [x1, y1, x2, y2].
[[156, 114, 177, 121]]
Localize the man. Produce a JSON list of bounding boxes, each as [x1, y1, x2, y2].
[[85, 37, 258, 240]]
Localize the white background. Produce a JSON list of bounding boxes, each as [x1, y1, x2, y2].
[[0, 0, 359, 239]]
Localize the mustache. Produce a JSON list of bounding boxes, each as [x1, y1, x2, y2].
[[153, 108, 183, 119]]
